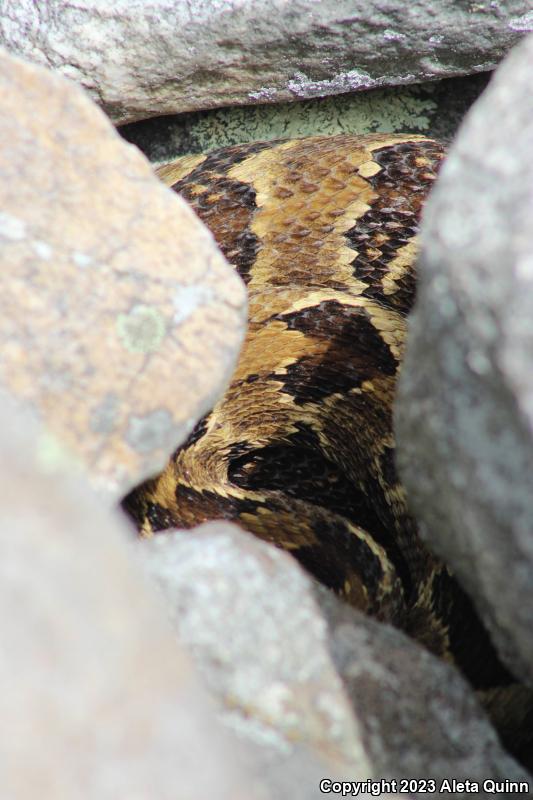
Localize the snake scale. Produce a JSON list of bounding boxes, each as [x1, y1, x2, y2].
[[123, 134, 533, 763]]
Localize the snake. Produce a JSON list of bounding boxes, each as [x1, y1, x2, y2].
[[123, 133, 533, 765]]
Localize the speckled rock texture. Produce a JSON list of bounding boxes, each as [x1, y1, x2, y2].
[[0, 398, 262, 800], [395, 34, 533, 685], [141, 524, 528, 794], [120, 74, 490, 164], [141, 522, 371, 784], [315, 587, 530, 794], [0, 1, 530, 125], [0, 48, 246, 501]]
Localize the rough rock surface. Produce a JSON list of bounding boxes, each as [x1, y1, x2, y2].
[[0, 1, 530, 124], [0, 48, 246, 501], [141, 523, 528, 794], [0, 398, 262, 800], [395, 34, 533, 685], [315, 587, 530, 793], [120, 74, 489, 164], [141, 522, 371, 780]]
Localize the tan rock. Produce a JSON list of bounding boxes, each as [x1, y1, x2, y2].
[[0, 47, 246, 500], [0, 397, 262, 800]]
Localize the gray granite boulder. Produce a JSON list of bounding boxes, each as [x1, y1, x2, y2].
[[395, 35, 533, 685], [0, 398, 264, 800], [141, 522, 371, 784], [141, 523, 528, 795], [0, 1, 530, 124], [316, 587, 530, 793]]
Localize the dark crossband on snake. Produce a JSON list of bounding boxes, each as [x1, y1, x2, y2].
[[122, 134, 533, 764]]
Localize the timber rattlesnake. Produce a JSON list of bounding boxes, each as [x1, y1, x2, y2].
[[123, 134, 533, 763]]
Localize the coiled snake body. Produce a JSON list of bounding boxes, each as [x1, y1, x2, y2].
[[124, 134, 533, 762]]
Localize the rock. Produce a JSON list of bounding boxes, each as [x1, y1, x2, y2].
[[395, 34, 533, 685], [0, 397, 263, 800], [0, 48, 246, 501], [0, 1, 529, 125], [315, 587, 530, 794], [141, 522, 371, 783], [141, 523, 528, 795], [120, 73, 490, 164]]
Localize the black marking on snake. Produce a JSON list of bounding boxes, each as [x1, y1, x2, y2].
[[175, 481, 384, 604], [226, 440, 253, 462], [295, 515, 384, 598], [228, 421, 411, 595], [171, 139, 274, 186], [122, 487, 174, 533], [177, 415, 210, 452], [276, 301, 397, 404], [431, 569, 515, 689], [174, 483, 260, 522], [171, 141, 274, 285], [122, 483, 149, 527], [378, 445, 398, 489], [145, 502, 177, 532], [346, 141, 443, 313]]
